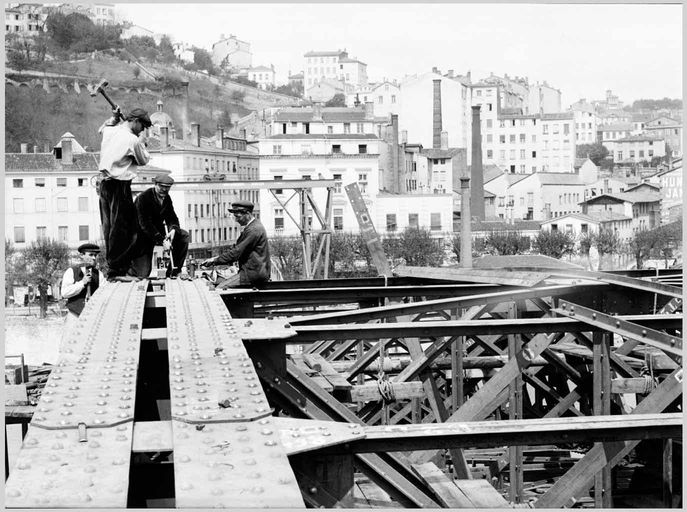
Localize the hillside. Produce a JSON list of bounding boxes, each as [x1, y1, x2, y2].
[[5, 53, 301, 153]]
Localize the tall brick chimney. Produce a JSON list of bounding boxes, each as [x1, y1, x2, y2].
[[440, 131, 448, 150], [216, 126, 224, 148], [470, 106, 485, 220], [432, 79, 442, 149], [61, 138, 73, 164], [401, 130, 408, 144], [33, 145, 38, 153], [191, 123, 200, 147], [391, 114, 400, 193]]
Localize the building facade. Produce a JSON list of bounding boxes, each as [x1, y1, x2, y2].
[[345, 81, 401, 117], [211, 34, 252, 70], [247, 65, 276, 90], [607, 135, 666, 164]]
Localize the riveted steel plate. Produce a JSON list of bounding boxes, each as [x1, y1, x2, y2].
[[31, 361, 137, 429], [165, 279, 245, 360], [171, 418, 304, 508], [272, 417, 366, 455], [169, 357, 272, 423], [5, 422, 134, 508], [60, 281, 148, 364]]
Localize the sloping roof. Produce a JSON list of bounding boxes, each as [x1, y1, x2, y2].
[[273, 107, 369, 123], [541, 112, 574, 120], [421, 147, 464, 159], [537, 172, 585, 185], [339, 57, 366, 65], [541, 212, 596, 224], [598, 122, 633, 131], [474, 254, 583, 270], [5, 152, 168, 174], [581, 191, 660, 204], [482, 164, 506, 183], [624, 182, 660, 193], [594, 211, 633, 222], [304, 50, 345, 57], [507, 173, 532, 186], [248, 66, 274, 72], [615, 134, 661, 143]]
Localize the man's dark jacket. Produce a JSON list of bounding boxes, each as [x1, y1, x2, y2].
[[214, 218, 271, 286], [134, 188, 181, 247]]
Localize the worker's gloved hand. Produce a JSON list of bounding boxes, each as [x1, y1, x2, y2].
[[112, 106, 123, 122], [200, 257, 216, 268]]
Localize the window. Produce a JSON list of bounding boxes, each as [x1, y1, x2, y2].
[[520, 134, 526, 143], [510, 150, 515, 159], [35, 178, 45, 187], [303, 123, 310, 134], [629, 150, 635, 158], [200, 230, 205, 243], [532, 135, 536, 143], [543, 125, 549, 135], [273, 175, 283, 195], [333, 208, 344, 230], [301, 174, 311, 181], [509, 134, 516, 144], [430, 213, 441, 231], [553, 124, 559, 134], [377, 96, 383, 104], [391, 95, 396, 103], [386, 214, 397, 232], [408, 213, 419, 228], [639, 150, 644, 158], [486, 149, 493, 158], [206, 204, 210, 216], [563, 124, 570, 135], [486, 119, 493, 128], [486, 134, 493, 143], [617, 151, 623, 160], [78, 197, 88, 211], [532, 151, 537, 158], [57, 197, 68, 212], [332, 174, 342, 193], [36, 226, 47, 240], [327, 125, 333, 134], [520, 197, 525, 206], [476, 89, 482, 97], [520, 149, 526, 159], [343, 123, 351, 134], [57, 178, 67, 187], [500, 150, 506, 160], [332, 144, 341, 154], [358, 144, 367, 154], [14, 226, 25, 243], [273, 144, 282, 155], [499, 135, 506, 144], [356, 123, 364, 133], [78, 225, 89, 241], [13, 198, 24, 213], [300, 145, 312, 155], [35, 198, 46, 212], [77, 178, 86, 187], [58, 226, 68, 242], [13, 179, 23, 188], [358, 172, 368, 193]]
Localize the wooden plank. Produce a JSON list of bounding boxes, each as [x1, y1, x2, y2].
[[454, 479, 511, 508], [5, 384, 28, 405], [350, 381, 425, 401], [131, 420, 173, 452], [272, 417, 365, 455], [396, 265, 548, 287], [410, 462, 474, 508], [305, 354, 352, 391], [534, 368, 683, 508]]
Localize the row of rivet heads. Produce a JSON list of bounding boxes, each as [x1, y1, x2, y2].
[[60, 282, 147, 364], [61, 281, 119, 349], [31, 360, 137, 428], [171, 418, 304, 508], [5, 422, 133, 507], [169, 356, 271, 423], [166, 282, 245, 359], [279, 423, 365, 455]]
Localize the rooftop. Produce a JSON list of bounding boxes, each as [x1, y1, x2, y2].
[[266, 133, 378, 140], [274, 107, 370, 123]]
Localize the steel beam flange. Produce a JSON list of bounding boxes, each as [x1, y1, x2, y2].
[[31, 361, 137, 429], [169, 357, 272, 424], [171, 418, 305, 508], [555, 301, 682, 363]]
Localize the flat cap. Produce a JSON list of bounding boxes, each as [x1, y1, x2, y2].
[[78, 243, 101, 254], [154, 174, 175, 185], [228, 200, 254, 213], [126, 108, 152, 128]]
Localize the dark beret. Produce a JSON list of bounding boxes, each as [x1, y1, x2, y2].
[[78, 243, 101, 254], [126, 108, 152, 128]]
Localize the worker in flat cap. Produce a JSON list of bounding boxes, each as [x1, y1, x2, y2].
[[59, 243, 104, 349], [201, 200, 271, 289], [131, 173, 190, 279], [97, 106, 152, 282]]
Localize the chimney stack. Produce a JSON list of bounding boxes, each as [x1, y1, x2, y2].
[[401, 130, 408, 144], [391, 114, 400, 193], [364, 101, 374, 120], [20, 143, 28, 153], [216, 126, 225, 148], [33, 145, 38, 153], [440, 131, 449, 150], [160, 126, 169, 148], [191, 123, 200, 147], [470, 106, 485, 220], [312, 103, 322, 121], [432, 79, 442, 149], [62, 138, 73, 164], [448, 69, 454, 78], [240, 128, 247, 140]]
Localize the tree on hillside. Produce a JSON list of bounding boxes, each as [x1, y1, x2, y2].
[[532, 230, 575, 259], [193, 47, 215, 74], [45, 12, 121, 56], [158, 35, 176, 64], [274, 82, 303, 98], [576, 143, 609, 166], [628, 228, 657, 270], [594, 229, 621, 269], [325, 93, 346, 107], [383, 228, 444, 267], [21, 239, 70, 318]]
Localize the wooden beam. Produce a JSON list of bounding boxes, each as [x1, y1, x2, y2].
[[410, 462, 473, 508]]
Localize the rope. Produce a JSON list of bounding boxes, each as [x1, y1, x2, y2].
[[376, 374, 395, 404], [639, 349, 657, 394]]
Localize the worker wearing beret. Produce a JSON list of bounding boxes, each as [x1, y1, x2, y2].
[[59, 243, 104, 350], [200, 200, 271, 289], [131, 174, 189, 279], [97, 106, 152, 281]]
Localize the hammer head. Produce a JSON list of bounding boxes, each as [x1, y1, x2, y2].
[[90, 79, 109, 97]]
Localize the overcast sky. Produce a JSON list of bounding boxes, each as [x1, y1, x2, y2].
[[116, 2, 682, 107]]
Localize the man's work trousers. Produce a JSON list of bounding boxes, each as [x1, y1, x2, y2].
[[99, 179, 139, 278]]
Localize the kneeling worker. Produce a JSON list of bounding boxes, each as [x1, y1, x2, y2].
[[132, 174, 189, 278], [200, 200, 271, 289]]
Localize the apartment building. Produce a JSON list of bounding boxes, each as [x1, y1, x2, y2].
[[304, 50, 368, 89], [540, 212, 633, 241], [5, 3, 47, 35], [539, 113, 576, 172], [526, 82, 562, 115], [345, 81, 401, 117], [247, 65, 276, 90], [644, 116, 682, 156], [147, 123, 260, 256], [598, 122, 633, 146], [657, 158, 682, 223], [5, 133, 164, 250], [571, 108, 598, 144], [606, 135, 666, 164], [211, 34, 252, 69], [580, 188, 661, 233], [258, 105, 380, 236]]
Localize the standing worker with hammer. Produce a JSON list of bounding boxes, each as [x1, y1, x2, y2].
[[95, 80, 152, 281], [132, 174, 189, 279]]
